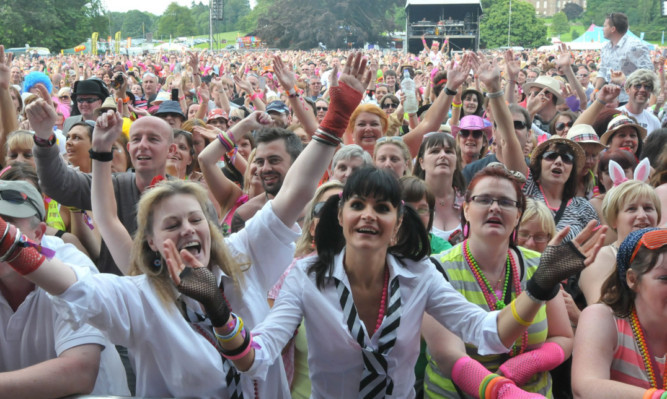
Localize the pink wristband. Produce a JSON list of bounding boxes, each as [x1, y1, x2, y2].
[[224, 333, 254, 361]]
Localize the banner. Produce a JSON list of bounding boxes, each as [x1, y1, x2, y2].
[[115, 31, 121, 53], [92, 32, 99, 55]]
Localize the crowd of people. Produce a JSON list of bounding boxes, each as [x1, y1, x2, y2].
[[0, 10, 666, 399]]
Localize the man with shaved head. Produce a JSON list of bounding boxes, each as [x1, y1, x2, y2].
[[27, 93, 175, 275]]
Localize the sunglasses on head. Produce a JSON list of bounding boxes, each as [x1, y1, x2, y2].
[[381, 102, 399, 109], [542, 150, 574, 164], [555, 121, 574, 131], [316, 106, 328, 111], [76, 97, 99, 104], [459, 129, 484, 139], [0, 189, 42, 218]]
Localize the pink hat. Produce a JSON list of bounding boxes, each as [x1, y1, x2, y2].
[[207, 108, 228, 122], [451, 115, 493, 139]]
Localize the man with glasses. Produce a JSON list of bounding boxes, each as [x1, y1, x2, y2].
[[618, 69, 661, 134], [596, 12, 653, 105], [62, 78, 109, 134], [576, 65, 595, 102], [0, 180, 130, 397], [141, 72, 160, 105]]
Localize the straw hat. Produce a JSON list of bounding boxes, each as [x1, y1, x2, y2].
[[566, 124, 606, 153], [600, 114, 647, 146], [530, 136, 585, 174], [523, 76, 564, 105]]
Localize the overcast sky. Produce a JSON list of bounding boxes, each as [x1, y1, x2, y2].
[[104, 0, 256, 15]]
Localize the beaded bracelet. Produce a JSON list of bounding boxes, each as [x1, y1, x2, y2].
[[511, 299, 532, 326], [217, 131, 235, 152]]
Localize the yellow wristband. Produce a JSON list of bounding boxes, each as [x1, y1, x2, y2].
[[452, 103, 462, 108], [511, 299, 532, 327]]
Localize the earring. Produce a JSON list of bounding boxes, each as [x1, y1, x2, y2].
[[463, 222, 470, 238], [512, 229, 517, 242], [152, 251, 162, 269]]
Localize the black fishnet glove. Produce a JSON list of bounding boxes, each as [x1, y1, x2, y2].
[[177, 267, 230, 327], [527, 241, 586, 301]]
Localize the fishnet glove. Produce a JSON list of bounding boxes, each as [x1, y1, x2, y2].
[[498, 342, 565, 386], [527, 241, 585, 301], [177, 267, 230, 327]]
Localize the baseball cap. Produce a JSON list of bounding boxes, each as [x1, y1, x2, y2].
[[0, 180, 46, 221]]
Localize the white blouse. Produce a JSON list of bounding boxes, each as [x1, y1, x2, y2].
[[246, 248, 510, 398], [50, 202, 300, 399]]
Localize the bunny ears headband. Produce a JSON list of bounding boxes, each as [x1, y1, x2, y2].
[[608, 157, 651, 187]]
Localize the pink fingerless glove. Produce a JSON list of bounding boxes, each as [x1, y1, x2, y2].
[[0, 218, 45, 275], [451, 356, 496, 398], [498, 342, 565, 387], [319, 81, 364, 138]]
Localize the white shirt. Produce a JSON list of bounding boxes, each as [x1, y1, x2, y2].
[[246, 248, 509, 398], [0, 236, 129, 396], [51, 202, 299, 399], [617, 105, 661, 135]]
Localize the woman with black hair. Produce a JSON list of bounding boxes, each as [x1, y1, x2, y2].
[[200, 161, 606, 398]]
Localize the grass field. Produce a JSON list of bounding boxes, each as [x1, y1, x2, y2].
[[192, 31, 246, 49]]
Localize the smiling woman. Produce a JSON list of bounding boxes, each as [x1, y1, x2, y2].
[[65, 121, 94, 173]]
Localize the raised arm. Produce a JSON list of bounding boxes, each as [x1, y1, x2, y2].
[[472, 52, 528, 175], [504, 49, 521, 105], [273, 55, 319, 136], [197, 115, 264, 212], [90, 108, 133, 272], [271, 53, 371, 226], [556, 44, 587, 111], [573, 84, 620, 126], [194, 82, 210, 121], [0, 45, 18, 163], [26, 87, 94, 209], [402, 53, 472, 156]]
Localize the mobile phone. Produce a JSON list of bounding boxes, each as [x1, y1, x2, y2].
[[259, 77, 266, 91], [171, 88, 179, 101]]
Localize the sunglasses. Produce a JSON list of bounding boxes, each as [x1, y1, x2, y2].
[[316, 106, 328, 111], [312, 201, 326, 218], [459, 129, 484, 139], [555, 121, 574, 131], [381, 102, 399, 109], [229, 116, 242, 122], [76, 97, 100, 104], [630, 229, 667, 264], [513, 120, 527, 130], [542, 150, 574, 165], [632, 83, 653, 92], [0, 189, 43, 219]]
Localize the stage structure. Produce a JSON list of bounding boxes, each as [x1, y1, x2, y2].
[[405, 0, 482, 54]]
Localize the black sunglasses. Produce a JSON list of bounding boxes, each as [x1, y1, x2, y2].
[[513, 120, 527, 130], [542, 150, 574, 165], [76, 97, 99, 104], [459, 129, 484, 139], [0, 189, 43, 218], [381, 102, 399, 109], [312, 201, 326, 218], [316, 106, 328, 111], [555, 121, 574, 131]]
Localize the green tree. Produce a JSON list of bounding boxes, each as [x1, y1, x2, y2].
[[121, 10, 157, 38], [0, 0, 105, 50], [480, 0, 548, 48], [157, 2, 197, 38], [562, 2, 583, 20], [551, 12, 570, 36], [252, 0, 402, 49]]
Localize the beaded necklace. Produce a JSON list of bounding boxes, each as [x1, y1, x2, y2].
[[538, 184, 571, 212], [629, 307, 666, 389], [463, 240, 527, 356], [373, 266, 390, 335]]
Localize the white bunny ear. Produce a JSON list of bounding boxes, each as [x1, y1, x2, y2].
[[634, 158, 651, 182], [609, 160, 628, 187]]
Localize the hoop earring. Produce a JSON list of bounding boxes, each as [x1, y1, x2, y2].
[[152, 251, 162, 269]]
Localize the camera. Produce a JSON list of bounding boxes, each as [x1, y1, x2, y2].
[[113, 73, 125, 89]]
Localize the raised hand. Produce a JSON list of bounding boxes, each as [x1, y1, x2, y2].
[[610, 69, 625, 86], [337, 52, 372, 93], [92, 108, 123, 151], [0, 45, 13, 90], [527, 87, 549, 116], [555, 43, 572, 72], [234, 75, 253, 94], [472, 52, 501, 92], [198, 82, 210, 104], [272, 55, 297, 91], [597, 84, 621, 104], [504, 49, 520, 80], [446, 52, 473, 91], [25, 85, 57, 138]]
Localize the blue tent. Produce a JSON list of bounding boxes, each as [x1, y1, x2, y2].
[[571, 24, 655, 50]]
